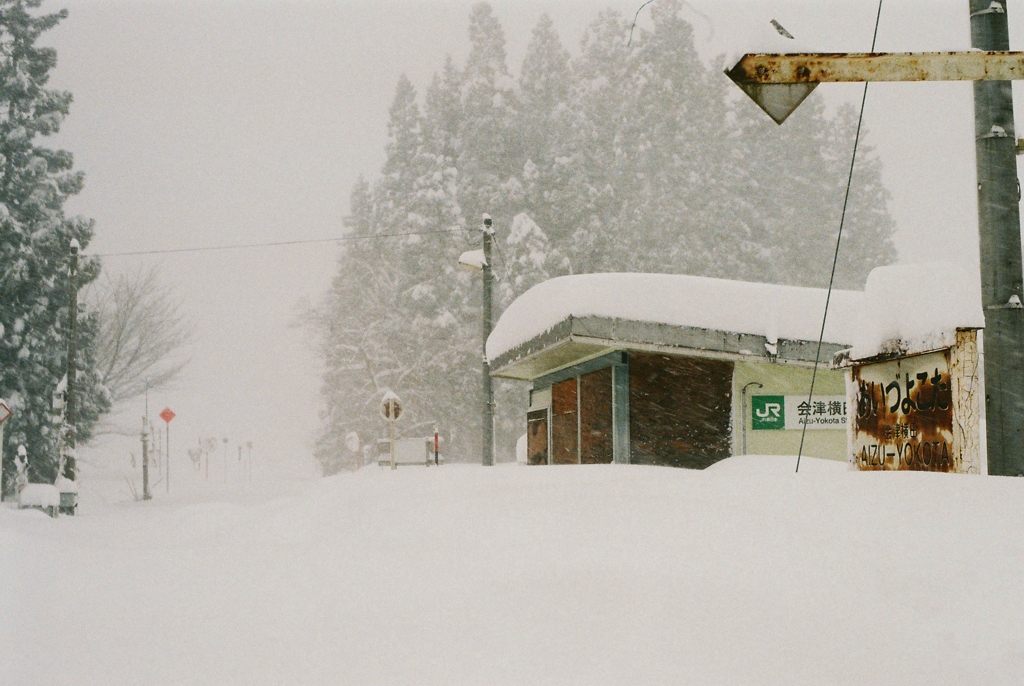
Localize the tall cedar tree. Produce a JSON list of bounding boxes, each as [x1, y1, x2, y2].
[[0, 0, 106, 490], [313, 2, 896, 471]]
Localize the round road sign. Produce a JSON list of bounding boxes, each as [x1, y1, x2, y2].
[[380, 391, 403, 422]]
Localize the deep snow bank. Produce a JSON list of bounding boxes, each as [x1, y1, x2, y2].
[[2, 461, 1022, 685]]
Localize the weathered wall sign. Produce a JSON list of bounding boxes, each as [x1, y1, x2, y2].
[[848, 331, 981, 473], [852, 350, 953, 470]]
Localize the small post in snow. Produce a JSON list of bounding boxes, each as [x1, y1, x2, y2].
[[434, 425, 439, 466], [0, 400, 11, 500], [159, 407, 175, 493], [380, 391, 403, 471]]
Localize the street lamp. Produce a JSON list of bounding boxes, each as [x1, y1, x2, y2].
[[740, 382, 763, 456], [459, 214, 494, 467]]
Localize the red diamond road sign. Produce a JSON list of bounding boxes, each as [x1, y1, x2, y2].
[[0, 401, 11, 425], [159, 407, 176, 424]]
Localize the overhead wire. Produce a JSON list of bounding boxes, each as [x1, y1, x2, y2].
[[795, 0, 884, 473], [489, 231, 518, 300], [88, 227, 472, 258]]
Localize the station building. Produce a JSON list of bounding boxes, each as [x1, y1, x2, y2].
[[486, 273, 861, 469]]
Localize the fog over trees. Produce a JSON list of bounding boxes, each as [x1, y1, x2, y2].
[[310, 0, 896, 473]]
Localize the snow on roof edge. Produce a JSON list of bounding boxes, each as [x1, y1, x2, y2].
[[486, 273, 864, 363]]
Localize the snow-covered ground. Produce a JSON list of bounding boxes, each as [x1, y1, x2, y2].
[[2, 458, 1022, 685]]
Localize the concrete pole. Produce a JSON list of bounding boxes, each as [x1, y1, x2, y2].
[[141, 418, 151, 501], [481, 214, 494, 467], [970, 0, 1024, 476], [61, 240, 79, 483]]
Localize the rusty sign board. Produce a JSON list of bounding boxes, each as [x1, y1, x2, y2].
[[727, 50, 1024, 124], [727, 51, 1024, 86], [850, 350, 956, 472]]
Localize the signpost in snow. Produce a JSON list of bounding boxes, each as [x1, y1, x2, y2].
[[160, 407, 175, 493], [726, 3, 1024, 476], [0, 400, 12, 500], [380, 391, 402, 470]]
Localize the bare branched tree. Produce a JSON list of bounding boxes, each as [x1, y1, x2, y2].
[[87, 266, 193, 407]]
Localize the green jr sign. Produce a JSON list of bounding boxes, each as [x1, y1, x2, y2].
[[751, 395, 785, 430]]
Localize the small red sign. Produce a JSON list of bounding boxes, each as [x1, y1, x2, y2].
[[159, 407, 176, 424]]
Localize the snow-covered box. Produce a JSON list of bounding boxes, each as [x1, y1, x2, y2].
[[832, 263, 984, 473], [488, 273, 860, 468], [19, 483, 60, 517]]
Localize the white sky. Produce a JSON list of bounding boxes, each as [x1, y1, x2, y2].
[[40, 0, 1024, 471]]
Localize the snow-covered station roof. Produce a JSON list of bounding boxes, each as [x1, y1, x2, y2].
[[487, 273, 864, 381]]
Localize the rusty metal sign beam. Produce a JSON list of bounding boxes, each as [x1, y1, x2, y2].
[[727, 51, 1024, 85]]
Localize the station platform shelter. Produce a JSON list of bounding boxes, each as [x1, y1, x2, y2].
[[487, 273, 860, 469]]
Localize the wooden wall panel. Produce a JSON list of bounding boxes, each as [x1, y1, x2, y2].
[[629, 353, 733, 469], [551, 377, 578, 464], [580, 367, 613, 464], [526, 409, 548, 465]]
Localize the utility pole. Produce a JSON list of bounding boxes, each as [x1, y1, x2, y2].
[[141, 417, 151, 500], [481, 214, 494, 467], [58, 239, 80, 485], [970, 0, 1024, 476]]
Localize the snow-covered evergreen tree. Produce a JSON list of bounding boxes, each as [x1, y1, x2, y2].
[[0, 0, 106, 490], [517, 14, 575, 249], [312, 1, 897, 470]]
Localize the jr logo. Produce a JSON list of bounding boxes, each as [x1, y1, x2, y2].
[[751, 395, 785, 430]]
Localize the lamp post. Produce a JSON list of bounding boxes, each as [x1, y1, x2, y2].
[[459, 214, 494, 467], [740, 381, 763, 455]]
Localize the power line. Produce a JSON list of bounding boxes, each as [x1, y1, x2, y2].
[[795, 0, 883, 473], [628, 0, 656, 47], [89, 227, 471, 258], [490, 233, 518, 300]]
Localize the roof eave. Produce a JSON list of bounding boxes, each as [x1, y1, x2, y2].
[[489, 315, 851, 381]]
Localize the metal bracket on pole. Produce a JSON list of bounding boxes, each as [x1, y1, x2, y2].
[[727, 50, 1024, 124]]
